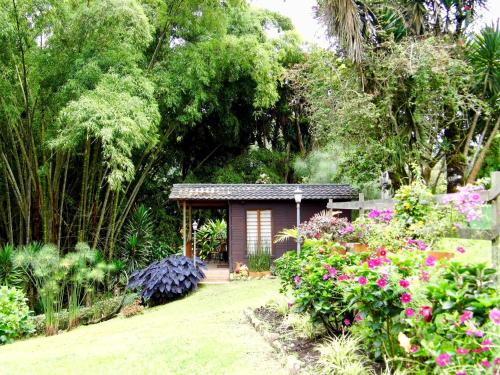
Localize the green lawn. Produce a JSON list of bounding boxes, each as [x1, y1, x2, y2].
[[435, 238, 493, 265], [0, 280, 285, 375]]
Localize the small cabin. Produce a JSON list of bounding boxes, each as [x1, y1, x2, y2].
[[169, 184, 357, 272]]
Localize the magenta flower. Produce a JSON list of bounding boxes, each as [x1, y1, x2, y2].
[[495, 357, 500, 366], [436, 353, 450, 367], [368, 210, 381, 219], [358, 276, 367, 285], [378, 248, 387, 257], [344, 319, 351, 326], [293, 275, 301, 286], [425, 256, 436, 267], [376, 278, 387, 288], [401, 293, 412, 304], [405, 308, 415, 317], [338, 274, 350, 281], [456, 372, 466, 375], [354, 313, 363, 321], [420, 271, 430, 282], [456, 246, 466, 253], [399, 279, 410, 288], [419, 306, 433, 322], [481, 360, 491, 368], [456, 348, 469, 355], [489, 308, 500, 325], [481, 339, 492, 351], [410, 345, 418, 353], [466, 329, 484, 337], [323, 274, 330, 280], [459, 310, 473, 324]]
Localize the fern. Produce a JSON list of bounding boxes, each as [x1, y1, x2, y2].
[[0, 245, 25, 289]]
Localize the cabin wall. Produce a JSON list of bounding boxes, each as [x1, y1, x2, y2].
[[228, 200, 350, 270]]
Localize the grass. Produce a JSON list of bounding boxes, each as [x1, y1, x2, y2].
[[0, 280, 285, 375], [434, 238, 493, 266]]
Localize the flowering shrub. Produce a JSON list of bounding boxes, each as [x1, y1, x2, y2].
[[274, 239, 361, 335], [443, 185, 485, 223], [298, 210, 350, 241], [341, 249, 428, 358], [402, 262, 499, 373]]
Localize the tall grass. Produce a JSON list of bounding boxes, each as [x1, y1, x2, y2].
[[248, 246, 271, 272]]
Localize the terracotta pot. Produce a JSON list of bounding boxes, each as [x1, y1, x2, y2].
[[352, 243, 369, 253], [428, 251, 454, 261]]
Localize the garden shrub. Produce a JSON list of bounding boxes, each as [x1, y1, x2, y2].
[[0, 286, 33, 344], [127, 255, 206, 305], [401, 262, 499, 373], [197, 219, 227, 260], [274, 239, 360, 335]]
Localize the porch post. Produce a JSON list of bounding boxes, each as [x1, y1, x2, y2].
[[183, 201, 187, 256]]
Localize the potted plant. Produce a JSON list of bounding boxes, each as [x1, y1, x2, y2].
[[248, 248, 272, 277]]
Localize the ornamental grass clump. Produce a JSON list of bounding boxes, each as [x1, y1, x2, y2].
[[128, 255, 206, 305]]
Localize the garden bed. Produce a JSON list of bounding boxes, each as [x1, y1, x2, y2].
[[254, 306, 320, 365]]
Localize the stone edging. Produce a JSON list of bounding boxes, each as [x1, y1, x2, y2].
[[243, 308, 304, 375]]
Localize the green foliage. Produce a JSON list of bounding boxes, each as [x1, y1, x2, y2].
[[0, 286, 33, 344], [247, 250, 272, 272], [119, 205, 154, 272], [274, 240, 359, 335], [403, 263, 499, 372], [197, 219, 227, 260], [0, 245, 24, 289], [316, 335, 375, 375]]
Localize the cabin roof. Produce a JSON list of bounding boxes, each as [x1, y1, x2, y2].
[[169, 184, 358, 201]]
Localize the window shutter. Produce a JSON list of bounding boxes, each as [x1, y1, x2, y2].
[[246, 209, 272, 255], [246, 211, 258, 254]]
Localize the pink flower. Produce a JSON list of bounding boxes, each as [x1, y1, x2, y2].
[[456, 371, 466, 375], [323, 274, 330, 280], [436, 353, 450, 367], [376, 278, 387, 288], [405, 308, 415, 317], [466, 329, 484, 337], [344, 319, 351, 326], [459, 310, 473, 324], [338, 274, 350, 281], [425, 256, 436, 267], [410, 345, 418, 353], [420, 271, 430, 282], [293, 275, 301, 286], [354, 313, 363, 321], [464, 5, 472, 11], [456, 246, 466, 253], [419, 306, 433, 322], [378, 248, 387, 257], [399, 279, 410, 288], [482, 360, 491, 368], [495, 357, 500, 366], [358, 276, 367, 285], [287, 301, 294, 308], [489, 308, 500, 325], [368, 210, 381, 219], [456, 347, 469, 355], [481, 339, 493, 351], [401, 293, 412, 304]]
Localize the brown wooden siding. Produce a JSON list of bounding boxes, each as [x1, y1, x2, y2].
[[228, 200, 350, 270]]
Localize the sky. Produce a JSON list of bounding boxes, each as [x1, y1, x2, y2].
[[250, 0, 500, 47]]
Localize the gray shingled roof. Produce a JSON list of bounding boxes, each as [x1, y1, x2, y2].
[[169, 184, 358, 201]]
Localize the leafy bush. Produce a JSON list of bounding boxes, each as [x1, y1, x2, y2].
[[197, 219, 227, 260], [248, 249, 271, 272], [299, 210, 350, 241], [127, 256, 206, 305], [274, 239, 360, 335], [402, 262, 499, 373], [0, 286, 33, 344]]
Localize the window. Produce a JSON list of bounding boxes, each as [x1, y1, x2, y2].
[[246, 209, 272, 254]]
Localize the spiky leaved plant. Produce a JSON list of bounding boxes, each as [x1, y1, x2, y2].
[[0, 244, 25, 289], [119, 205, 154, 273]]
